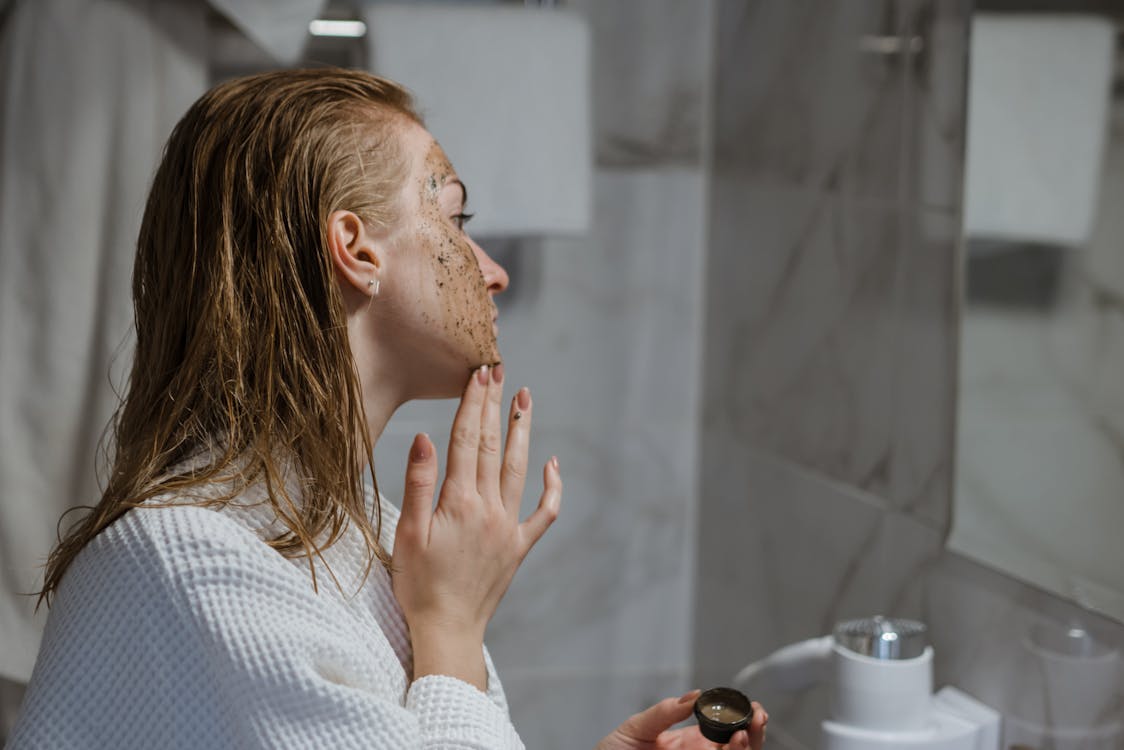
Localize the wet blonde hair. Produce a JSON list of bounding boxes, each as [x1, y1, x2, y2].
[[38, 68, 422, 606]]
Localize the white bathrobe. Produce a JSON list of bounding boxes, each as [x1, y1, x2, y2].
[[7, 478, 524, 749]]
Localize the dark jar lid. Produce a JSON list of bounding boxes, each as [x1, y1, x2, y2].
[[693, 687, 753, 743]]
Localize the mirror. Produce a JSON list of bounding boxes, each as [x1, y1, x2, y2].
[[948, 4, 1124, 621]]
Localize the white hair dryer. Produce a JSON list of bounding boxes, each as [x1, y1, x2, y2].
[[732, 616, 1000, 750]]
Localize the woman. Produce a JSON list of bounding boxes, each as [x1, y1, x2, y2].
[[7, 69, 766, 749]]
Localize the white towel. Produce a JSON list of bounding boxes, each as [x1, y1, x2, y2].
[[364, 4, 592, 236], [964, 14, 1115, 247]]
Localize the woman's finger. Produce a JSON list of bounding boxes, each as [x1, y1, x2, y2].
[[747, 702, 767, 750], [445, 366, 489, 491], [725, 729, 750, 750], [399, 433, 437, 541], [476, 363, 505, 497], [500, 387, 532, 518], [615, 690, 699, 743], [518, 456, 562, 556]]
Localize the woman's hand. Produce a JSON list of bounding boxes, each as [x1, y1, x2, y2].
[[596, 691, 768, 750], [392, 364, 562, 690]]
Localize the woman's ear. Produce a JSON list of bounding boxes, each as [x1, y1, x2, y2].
[[326, 209, 384, 296]]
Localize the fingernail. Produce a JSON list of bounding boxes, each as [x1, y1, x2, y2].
[[517, 387, 530, 410], [493, 362, 504, 383], [410, 433, 430, 462], [477, 365, 489, 385], [551, 455, 560, 471], [678, 689, 700, 704]]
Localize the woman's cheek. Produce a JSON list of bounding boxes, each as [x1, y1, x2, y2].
[[428, 232, 496, 362]]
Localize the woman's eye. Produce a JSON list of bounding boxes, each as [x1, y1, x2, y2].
[[453, 212, 475, 230]]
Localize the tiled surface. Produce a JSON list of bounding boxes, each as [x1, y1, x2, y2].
[[563, 0, 713, 167], [950, 97, 1124, 619], [909, 0, 970, 212], [702, 0, 963, 523], [702, 186, 959, 526], [887, 208, 959, 528], [696, 1, 1124, 748], [712, 0, 908, 202], [704, 178, 904, 509]]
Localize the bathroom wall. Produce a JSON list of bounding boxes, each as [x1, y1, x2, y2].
[[375, 2, 714, 748], [954, 92, 1124, 619], [692, 1, 1124, 748]]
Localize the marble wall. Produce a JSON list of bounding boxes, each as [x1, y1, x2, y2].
[[952, 94, 1124, 620], [693, 1, 1124, 749], [375, 2, 714, 748]]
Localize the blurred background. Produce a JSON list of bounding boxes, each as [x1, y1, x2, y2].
[[2, 1, 1124, 748]]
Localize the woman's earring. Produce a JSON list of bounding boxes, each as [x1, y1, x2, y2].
[[368, 278, 380, 296]]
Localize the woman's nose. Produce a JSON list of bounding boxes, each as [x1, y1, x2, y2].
[[471, 241, 510, 295]]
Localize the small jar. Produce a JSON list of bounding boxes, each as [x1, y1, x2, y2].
[[693, 687, 753, 743]]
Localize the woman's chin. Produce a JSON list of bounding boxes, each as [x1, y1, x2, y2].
[[473, 340, 502, 369], [427, 355, 503, 399]]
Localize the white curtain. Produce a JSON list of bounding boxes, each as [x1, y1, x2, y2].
[[0, 0, 323, 686], [0, 0, 209, 683]]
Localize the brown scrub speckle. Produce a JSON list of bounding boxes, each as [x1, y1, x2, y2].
[[417, 143, 499, 368]]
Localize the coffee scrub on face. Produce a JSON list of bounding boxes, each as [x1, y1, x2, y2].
[[414, 142, 499, 366], [427, 234, 494, 364]]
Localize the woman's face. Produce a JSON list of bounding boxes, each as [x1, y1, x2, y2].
[[381, 124, 509, 386]]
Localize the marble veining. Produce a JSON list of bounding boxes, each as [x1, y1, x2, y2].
[[703, 0, 959, 524], [565, 0, 712, 167], [951, 95, 1124, 621], [712, 0, 909, 202], [695, 1, 1123, 747]]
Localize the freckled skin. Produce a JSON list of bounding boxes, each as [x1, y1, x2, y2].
[[413, 144, 499, 367], [376, 127, 503, 397]]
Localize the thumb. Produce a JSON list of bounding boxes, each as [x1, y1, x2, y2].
[[616, 691, 699, 742]]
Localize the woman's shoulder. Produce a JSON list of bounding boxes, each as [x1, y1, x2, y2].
[[37, 506, 289, 692], [103, 500, 277, 554], [61, 484, 404, 620], [20, 505, 412, 749], [69, 502, 303, 601]]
